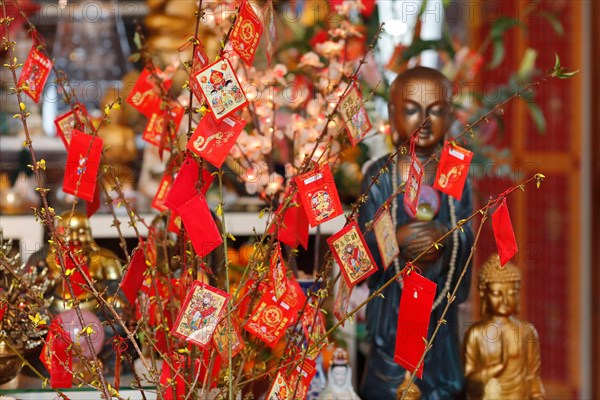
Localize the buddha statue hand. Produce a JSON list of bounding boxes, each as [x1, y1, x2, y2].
[[396, 220, 448, 263]]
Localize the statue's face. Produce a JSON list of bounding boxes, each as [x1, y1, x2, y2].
[[484, 282, 520, 317], [389, 74, 452, 151], [331, 366, 348, 387]]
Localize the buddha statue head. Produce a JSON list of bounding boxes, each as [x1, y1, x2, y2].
[[478, 254, 521, 318], [56, 211, 94, 247], [388, 67, 453, 154]]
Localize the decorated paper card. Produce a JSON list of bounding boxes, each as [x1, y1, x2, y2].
[[187, 112, 247, 168], [177, 193, 222, 258], [119, 244, 148, 306], [189, 43, 210, 103], [266, 372, 291, 400], [373, 210, 400, 270], [62, 130, 103, 202], [18, 45, 52, 103], [295, 163, 343, 228], [194, 58, 248, 120], [394, 271, 436, 379], [404, 156, 423, 219], [284, 359, 317, 400], [272, 191, 309, 250], [328, 222, 377, 288], [164, 156, 199, 212], [172, 281, 230, 348], [270, 243, 288, 301], [492, 198, 518, 266], [339, 83, 372, 146], [434, 142, 473, 200], [231, 0, 264, 66], [54, 103, 91, 148], [40, 320, 73, 388], [143, 102, 185, 149], [333, 279, 353, 325], [212, 317, 244, 360], [127, 67, 172, 117], [151, 174, 173, 212]]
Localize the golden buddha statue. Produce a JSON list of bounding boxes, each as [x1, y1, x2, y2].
[[46, 211, 123, 312], [463, 255, 546, 400]]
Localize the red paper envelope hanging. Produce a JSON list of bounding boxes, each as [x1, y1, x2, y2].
[[394, 271, 437, 379], [333, 279, 353, 325], [272, 191, 309, 250], [60, 246, 92, 300], [86, 184, 101, 218], [434, 143, 473, 200], [187, 112, 247, 168], [284, 359, 317, 400], [212, 316, 245, 360], [164, 156, 199, 212], [189, 44, 209, 103], [54, 103, 91, 148], [231, 0, 264, 66], [270, 243, 289, 301], [143, 102, 185, 149], [152, 174, 173, 212], [119, 244, 149, 306], [193, 58, 248, 120], [295, 163, 343, 228], [62, 130, 103, 202], [0, 303, 6, 322], [339, 83, 372, 146], [127, 67, 172, 117], [266, 372, 290, 400], [18, 44, 52, 103], [40, 320, 73, 388], [492, 198, 518, 266], [328, 222, 378, 288], [404, 156, 423, 218], [177, 194, 222, 258], [172, 281, 230, 348]]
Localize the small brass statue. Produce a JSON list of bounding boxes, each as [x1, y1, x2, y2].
[[46, 211, 123, 313], [463, 255, 546, 400]]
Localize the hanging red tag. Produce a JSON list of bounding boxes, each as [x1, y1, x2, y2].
[[55, 103, 91, 148], [177, 193, 223, 257], [142, 102, 185, 149], [62, 130, 103, 202], [18, 44, 52, 103], [328, 222, 378, 288], [295, 163, 343, 228], [119, 244, 148, 306], [339, 83, 372, 146], [152, 174, 173, 212], [189, 43, 209, 103], [394, 271, 436, 379], [404, 156, 423, 219], [492, 198, 518, 266], [187, 112, 247, 168], [61, 247, 91, 300], [284, 359, 317, 399], [212, 316, 245, 360], [112, 337, 128, 390], [434, 142, 473, 200], [300, 303, 327, 359], [86, 184, 101, 218], [333, 279, 353, 325], [160, 355, 186, 400], [231, 0, 264, 66], [272, 191, 309, 250], [0, 302, 6, 322], [172, 281, 230, 348], [40, 319, 73, 388], [164, 156, 199, 212], [127, 67, 172, 117], [373, 210, 400, 270], [269, 242, 289, 301], [193, 58, 248, 120]]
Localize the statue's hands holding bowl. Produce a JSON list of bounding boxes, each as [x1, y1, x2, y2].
[[396, 221, 449, 263]]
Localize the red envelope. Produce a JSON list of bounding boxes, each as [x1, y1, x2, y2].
[[394, 271, 436, 379], [0, 303, 6, 322], [62, 130, 103, 202], [295, 163, 343, 228], [177, 194, 222, 257], [164, 156, 199, 212], [434, 142, 473, 200], [152, 174, 173, 212], [119, 244, 148, 305], [212, 317, 245, 360], [231, 0, 264, 66], [187, 112, 247, 169], [269, 243, 289, 301], [86, 184, 101, 218], [492, 198, 518, 266], [189, 44, 209, 103], [18, 45, 52, 103], [328, 222, 378, 288], [404, 156, 423, 219], [143, 102, 185, 149], [126, 68, 172, 117], [40, 320, 73, 388], [54, 103, 91, 148], [284, 359, 317, 400], [272, 192, 309, 250], [61, 247, 91, 300]]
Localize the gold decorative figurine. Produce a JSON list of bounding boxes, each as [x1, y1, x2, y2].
[[463, 255, 546, 400]]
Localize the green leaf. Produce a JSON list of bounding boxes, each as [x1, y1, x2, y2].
[[133, 32, 142, 50], [526, 102, 546, 134], [538, 11, 564, 37], [517, 48, 538, 81], [402, 37, 455, 62], [490, 16, 524, 40], [488, 38, 505, 69], [558, 70, 580, 79], [128, 53, 141, 63]]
